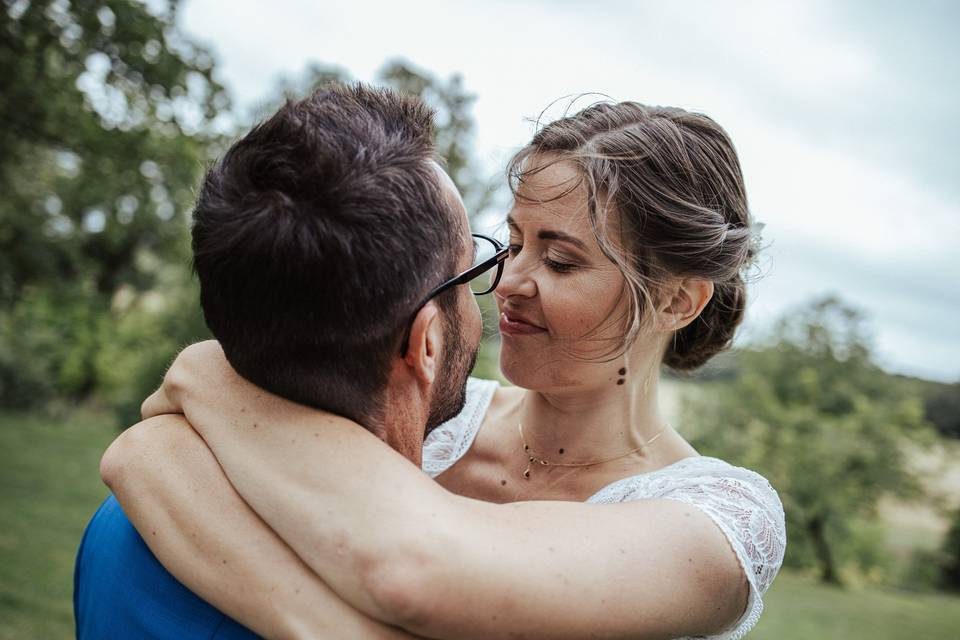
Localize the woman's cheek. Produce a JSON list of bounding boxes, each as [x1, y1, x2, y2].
[[541, 276, 618, 338]]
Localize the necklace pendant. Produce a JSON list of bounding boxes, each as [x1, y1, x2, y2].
[[517, 416, 670, 480]]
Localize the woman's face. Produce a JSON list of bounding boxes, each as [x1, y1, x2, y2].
[[495, 159, 640, 392]]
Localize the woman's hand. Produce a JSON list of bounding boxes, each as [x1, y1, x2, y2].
[[140, 340, 228, 420]]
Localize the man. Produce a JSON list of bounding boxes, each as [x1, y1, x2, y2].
[[74, 83, 504, 638]]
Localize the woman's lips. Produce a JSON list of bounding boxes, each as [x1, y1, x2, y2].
[[499, 311, 547, 336]]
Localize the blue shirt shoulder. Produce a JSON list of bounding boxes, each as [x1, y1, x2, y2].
[[74, 495, 260, 639]]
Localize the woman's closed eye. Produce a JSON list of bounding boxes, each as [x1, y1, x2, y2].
[[543, 254, 577, 273], [508, 243, 579, 274]]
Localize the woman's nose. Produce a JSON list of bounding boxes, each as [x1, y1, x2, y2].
[[494, 254, 537, 301]]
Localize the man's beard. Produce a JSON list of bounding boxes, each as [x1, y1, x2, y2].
[[424, 304, 479, 437]]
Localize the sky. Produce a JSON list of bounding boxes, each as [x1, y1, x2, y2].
[[176, 0, 959, 382]]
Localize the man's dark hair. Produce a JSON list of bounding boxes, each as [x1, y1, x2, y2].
[[192, 83, 464, 424]]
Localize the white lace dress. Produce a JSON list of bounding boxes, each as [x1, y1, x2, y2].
[[423, 378, 787, 640]]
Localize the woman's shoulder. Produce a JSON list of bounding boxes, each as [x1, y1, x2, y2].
[[591, 455, 779, 501], [604, 456, 787, 640], [599, 456, 785, 537], [618, 456, 786, 568], [593, 456, 786, 575], [662, 455, 781, 498], [650, 456, 786, 537]]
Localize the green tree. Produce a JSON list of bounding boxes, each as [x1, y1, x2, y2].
[[685, 295, 938, 584], [0, 0, 227, 409], [0, 0, 228, 300], [940, 507, 960, 591], [925, 382, 960, 439]]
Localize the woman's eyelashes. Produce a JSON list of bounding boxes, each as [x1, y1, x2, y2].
[[543, 256, 577, 273], [507, 243, 579, 273]]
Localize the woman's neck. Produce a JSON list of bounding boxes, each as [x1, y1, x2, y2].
[[518, 372, 669, 463]]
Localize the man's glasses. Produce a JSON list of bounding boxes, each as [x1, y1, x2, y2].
[[434, 233, 509, 297], [399, 233, 508, 355]]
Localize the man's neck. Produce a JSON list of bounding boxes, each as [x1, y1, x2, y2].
[[380, 387, 428, 467]]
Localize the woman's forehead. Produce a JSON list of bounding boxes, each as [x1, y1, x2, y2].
[[515, 156, 584, 202], [509, 159, 628, 257], [510, 176, 595, 237]]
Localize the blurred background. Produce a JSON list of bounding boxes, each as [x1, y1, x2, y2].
[[1, 1, 958, 638]]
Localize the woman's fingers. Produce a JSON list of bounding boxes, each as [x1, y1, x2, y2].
[[141, 385, 180, 419], [141, 340, 226, 419]]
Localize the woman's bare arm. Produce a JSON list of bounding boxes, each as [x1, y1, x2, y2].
[[139, 341, 749, 640], [101, 416, 421, 640]]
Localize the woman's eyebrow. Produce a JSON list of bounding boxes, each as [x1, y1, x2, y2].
[[537, 229, 587, 251], [506, 215, 588, 251]]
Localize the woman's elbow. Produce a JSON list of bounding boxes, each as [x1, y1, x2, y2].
[[100, 416, 183, 493], [100, 429, 137, 491], [359, 537, 449, 631]]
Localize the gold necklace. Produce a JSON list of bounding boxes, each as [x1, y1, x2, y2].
[[518, 422, 667, 479]]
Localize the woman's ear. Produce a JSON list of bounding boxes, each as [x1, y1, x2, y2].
[[403, 301, 443, 385], [659, 277, 714, 331]]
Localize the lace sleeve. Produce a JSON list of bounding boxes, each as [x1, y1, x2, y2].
[[658, 470, 786, 640], [421, 377, 499, 478]]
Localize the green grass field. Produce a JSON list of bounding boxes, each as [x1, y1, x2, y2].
[[751, 571, 960, 639], [2, 409, 959, 639], [0, 411, 115, 640]]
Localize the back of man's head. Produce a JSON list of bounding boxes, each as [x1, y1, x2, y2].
[[192, 83, 463, 424]]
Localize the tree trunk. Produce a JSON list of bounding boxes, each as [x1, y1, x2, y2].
[[808, 514, 842, 585]]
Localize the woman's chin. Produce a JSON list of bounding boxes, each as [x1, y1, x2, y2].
[[497, 344, 559, 391], [497, 344, 531, 388], [498, 339, 620, 393]]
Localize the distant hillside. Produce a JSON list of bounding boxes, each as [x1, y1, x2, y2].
[[664, 347, 960, 439]]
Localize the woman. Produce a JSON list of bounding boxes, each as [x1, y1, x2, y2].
[[109, 100, 785, 639]]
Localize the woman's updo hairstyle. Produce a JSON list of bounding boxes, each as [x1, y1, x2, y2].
[[507, 100, 763, 372]]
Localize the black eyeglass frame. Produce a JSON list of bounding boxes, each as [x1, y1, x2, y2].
[[399, 233, 508, 356]]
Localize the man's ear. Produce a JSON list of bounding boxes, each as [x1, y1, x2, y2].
[[659, 277, 714, 331], [403, 301, 443, 385]]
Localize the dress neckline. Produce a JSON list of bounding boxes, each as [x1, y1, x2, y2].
[[584, 455, 714, 502], [427, 378, 719, 502]]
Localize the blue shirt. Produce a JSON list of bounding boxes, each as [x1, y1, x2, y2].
[[74, 495, 261, 639]]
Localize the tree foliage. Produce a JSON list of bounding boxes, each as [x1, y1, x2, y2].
[[1, 0, 229, 301], [924, 382, 960, 439], [0, 0, 229, 413], [685, 295, 938, 584], [940, 507, 960, 591]]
